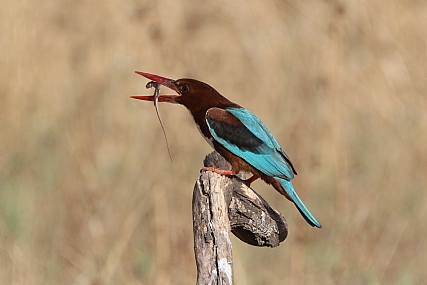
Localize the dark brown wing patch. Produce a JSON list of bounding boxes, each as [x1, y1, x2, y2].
[[206, 108, 265, 152]]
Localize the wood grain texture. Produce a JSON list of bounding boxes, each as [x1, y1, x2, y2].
[[192, 151, 288, 284]]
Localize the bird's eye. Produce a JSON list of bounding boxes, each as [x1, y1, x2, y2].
[[180, 84, 189, 93]]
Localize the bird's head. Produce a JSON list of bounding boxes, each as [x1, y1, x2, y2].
[[131, 71, 237, 112]]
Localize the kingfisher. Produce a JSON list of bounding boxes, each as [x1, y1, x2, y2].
[[132, 71, 321, 228]]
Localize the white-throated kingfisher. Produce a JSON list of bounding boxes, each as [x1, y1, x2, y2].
[[132, 71, 321, 228]]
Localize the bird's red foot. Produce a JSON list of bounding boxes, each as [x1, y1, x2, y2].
[[203, 166, 235, 176], [243, 175, 259, 186]]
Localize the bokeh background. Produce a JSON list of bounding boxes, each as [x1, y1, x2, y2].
[[2, 1, 427, 284]]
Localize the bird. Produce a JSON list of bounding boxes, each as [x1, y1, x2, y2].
[[131, 71, 321, 228]]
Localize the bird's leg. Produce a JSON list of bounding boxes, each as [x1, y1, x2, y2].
[[203, 166, 235, 176], [243, 174, 259, 186]]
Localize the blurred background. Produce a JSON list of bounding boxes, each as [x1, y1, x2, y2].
[[2, 1, 427, 284]]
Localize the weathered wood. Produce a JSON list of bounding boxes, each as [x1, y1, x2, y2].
[[192, 151, 288, 285], [229, 184, 288, 247], [193, 171, 234, 285]]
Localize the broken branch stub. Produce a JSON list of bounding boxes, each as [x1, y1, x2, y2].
[[202, 151, 288, 247], [192, 152, 288, 284]]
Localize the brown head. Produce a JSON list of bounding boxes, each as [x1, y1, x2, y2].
[[131, 71, 240, 116]]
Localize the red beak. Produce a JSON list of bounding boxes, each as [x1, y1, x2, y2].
[[131, 71, 179, 103]]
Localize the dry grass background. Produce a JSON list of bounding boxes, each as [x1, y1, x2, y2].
[[1, 1, 427, 284]]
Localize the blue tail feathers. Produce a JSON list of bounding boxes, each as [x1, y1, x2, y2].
[[277, 178, 322, 228]]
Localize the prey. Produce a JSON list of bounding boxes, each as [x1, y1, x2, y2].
[[146, 81, 173, 161]]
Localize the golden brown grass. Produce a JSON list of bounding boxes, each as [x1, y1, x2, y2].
[[2, 1, 427, 284]]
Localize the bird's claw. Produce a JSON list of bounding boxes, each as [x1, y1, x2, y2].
[[243, 175, 259, 186]]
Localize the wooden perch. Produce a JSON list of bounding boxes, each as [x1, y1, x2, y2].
[[192, 151, 288, 285]]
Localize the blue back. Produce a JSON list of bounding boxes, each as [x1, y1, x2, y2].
[[206, 107, 323, 228], [207, 107, 295, 180]]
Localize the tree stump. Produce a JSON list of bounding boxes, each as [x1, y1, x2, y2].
[[192, 151, 288, 285]]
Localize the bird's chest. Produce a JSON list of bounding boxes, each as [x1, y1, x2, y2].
[[187, 109, 215, 149]]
